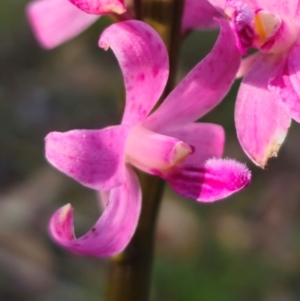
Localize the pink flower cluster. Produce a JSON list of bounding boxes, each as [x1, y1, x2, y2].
[[25, 0, 267, 257], [208, 0, 300, 167]]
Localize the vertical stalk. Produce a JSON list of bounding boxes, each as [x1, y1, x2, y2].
[[106, 1, 184, 300], [143, 0, 184, 106], [133, 0, 143, 20]]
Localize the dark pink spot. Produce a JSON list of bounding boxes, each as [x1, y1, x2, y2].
[[152, 66, 159, 77], [138, 73, 145, 81]]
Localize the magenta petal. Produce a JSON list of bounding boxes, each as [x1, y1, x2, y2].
[[182, 0, 221, 32], [26, 0, 99, 49], [145, 19, 240, 130], [126, 126, 193, 172], [159, 122, 225, 165], [288, 40, 300, 97], [269, 56, 300, 122], [49, 165, 141, 257], [98, 190, 110, 209], [207, 0, 257, 11], [205, 0, 226, 10], [99, 21, 169, 126], [287, 41, 300, 120], [45, 126, 130, 190], [236, 52, 260, 78], [69, 0, 126, 14], [163, 158, 251, 202], [235, 55, 291, 167], [256, 0, 299, 17]]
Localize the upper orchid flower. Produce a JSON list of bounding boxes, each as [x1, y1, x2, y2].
[[207, 0, 300, 167], [46, 20, 250, 256], [26, 0, 105, 49], [26, 0, 220, 49]]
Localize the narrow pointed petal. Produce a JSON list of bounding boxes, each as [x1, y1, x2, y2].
[[45, 126, 130, 190], [99, 21, 169, 126], [145, 19, 240, 130], [69, 0, 126, 14], [49, 165, 141, 257], [182, 0, 221, 32], [27, 0, 99, 49], [269, 56, 300, 122], [160, 123, 225, 164], [235, 54, 291, 167], [161, 158, 251, 202]]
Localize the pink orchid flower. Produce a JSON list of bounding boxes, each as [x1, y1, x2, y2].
[[207, 0, 300, 167], [46, 20, 250, 256], [26, 0, 220, 49]]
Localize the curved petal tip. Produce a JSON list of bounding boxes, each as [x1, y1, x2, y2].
[[50, 204, 75, 241], [99, 20, 169, 126], [49, 166, 142, 257]]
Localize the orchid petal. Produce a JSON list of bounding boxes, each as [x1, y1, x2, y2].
[[126, 126, 193, 172], [45, 126, 129, 190], [205, 0, 226, 11], [288, 40, 300, 95], [49, 165, 141, 257], [159, 123, 225, 165], [235, 54, 291, 167], [99, 21, 169, 127], [69, 0, 126, 14], [256, 0, 299, 17], [207, 0, 258, 11], [161, 158, 251, 202], [98, 190, 110, 209], [236, 52, 261, 78], [27, 0, 99, 49], [145, 19, 240, 130], [207, 0, 257, 10], [269, 56, 300, 122], [182, 0, 221, 32]]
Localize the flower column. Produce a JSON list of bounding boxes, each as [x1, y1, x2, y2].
[[106, 0, 185, 300]]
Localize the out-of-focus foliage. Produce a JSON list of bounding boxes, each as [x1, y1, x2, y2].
[[1, 1, 300, 301]]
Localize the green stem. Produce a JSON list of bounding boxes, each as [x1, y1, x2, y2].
[[106, 175, 164, 301], [143, 0, 184, 109], [106, 1, 184, 300]]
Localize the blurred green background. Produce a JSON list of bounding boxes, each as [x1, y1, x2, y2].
[[1, 1, 300, 301]]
